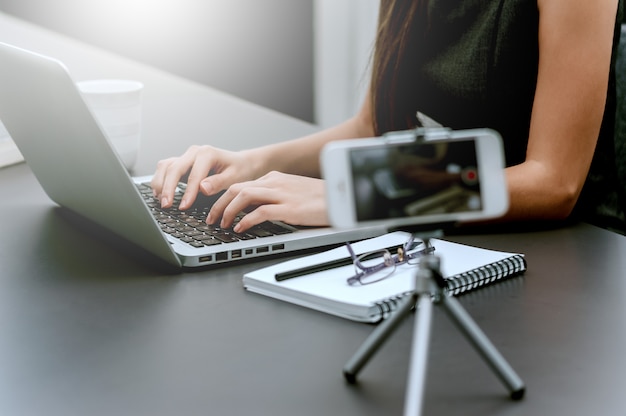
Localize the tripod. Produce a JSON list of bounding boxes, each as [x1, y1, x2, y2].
[[343, 237, 525, 415]]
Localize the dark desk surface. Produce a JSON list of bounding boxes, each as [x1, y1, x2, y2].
[[1, 161, 626, 416]]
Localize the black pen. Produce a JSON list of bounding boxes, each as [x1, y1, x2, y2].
[[274, 244, 403, 281]]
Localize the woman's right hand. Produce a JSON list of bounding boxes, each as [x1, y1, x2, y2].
[[150, 145, 260, 211]]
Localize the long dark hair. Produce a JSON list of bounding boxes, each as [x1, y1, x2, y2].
[[370, 0, 428, 136]]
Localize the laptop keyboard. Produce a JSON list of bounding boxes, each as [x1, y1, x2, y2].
[[137, 183, 293, 248]]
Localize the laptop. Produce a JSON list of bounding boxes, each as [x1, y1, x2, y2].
[[0, 42, 385, 268]]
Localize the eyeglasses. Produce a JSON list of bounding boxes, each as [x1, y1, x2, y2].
[[345, 236, 435, 286]]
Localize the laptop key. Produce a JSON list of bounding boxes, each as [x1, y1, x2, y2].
[[195, 235, 222, 246], [261, 222, 293, 235], [212, 233, 240, 243], [247, 226, 273, 238]]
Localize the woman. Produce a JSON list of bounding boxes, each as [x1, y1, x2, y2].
[[151, 0, 626, 235]]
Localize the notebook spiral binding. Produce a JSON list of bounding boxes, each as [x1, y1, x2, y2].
[[372, 255, 527, 321], [446, 254, 527, 296], [375, 292, 412, 320]]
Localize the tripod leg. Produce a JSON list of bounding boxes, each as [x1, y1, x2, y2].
[[440, 295, 525, 400], [404, 293, 434, 416], [343, 292, 417, 383]]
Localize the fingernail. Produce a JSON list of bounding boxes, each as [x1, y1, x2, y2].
[[233, 223, 242, 233], [201, 182, 211, 194], [180, 198, 188, 209], [161, 197, 168, 207]]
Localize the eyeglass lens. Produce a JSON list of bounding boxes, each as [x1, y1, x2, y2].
[[354, 249, 396, 285], [347, 237, 435, 286]]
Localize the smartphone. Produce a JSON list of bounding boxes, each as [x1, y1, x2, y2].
[[321, 128, 509, 229]]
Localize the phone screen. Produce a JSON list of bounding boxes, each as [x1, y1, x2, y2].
[[348, 139, 482, 222]]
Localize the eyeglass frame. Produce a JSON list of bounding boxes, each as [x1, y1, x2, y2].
[[345, 235, 435, 286]]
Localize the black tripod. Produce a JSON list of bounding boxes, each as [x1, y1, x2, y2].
[[343, 237, 525, 415]]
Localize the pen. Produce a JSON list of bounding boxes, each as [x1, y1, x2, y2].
[[274, 244, 403, 281]]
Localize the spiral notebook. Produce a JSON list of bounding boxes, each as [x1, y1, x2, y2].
[[243, 232, 526, 322]]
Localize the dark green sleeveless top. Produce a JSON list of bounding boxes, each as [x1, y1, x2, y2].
[[409, 0, 625, 233]]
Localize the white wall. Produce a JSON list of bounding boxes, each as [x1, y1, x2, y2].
[[314, 0, 379, 128], [0, 0, 314, 122]]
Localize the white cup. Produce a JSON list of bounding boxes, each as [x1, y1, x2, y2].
[[77, 79, 143, 171]]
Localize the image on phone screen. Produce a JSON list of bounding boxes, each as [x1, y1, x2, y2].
[[349, 139, 482, 222]]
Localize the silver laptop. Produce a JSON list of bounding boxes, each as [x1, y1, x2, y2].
[[0, 42, 385, 268]]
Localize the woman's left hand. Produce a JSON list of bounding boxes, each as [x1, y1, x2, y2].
[[206, 171, 329, 232]]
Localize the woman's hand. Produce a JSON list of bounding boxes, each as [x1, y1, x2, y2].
[[151, 145, 261, 211], [150, 100, 373, 227], [207, 171, 329, 232]]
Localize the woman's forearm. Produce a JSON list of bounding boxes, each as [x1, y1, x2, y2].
[[249, 97, 375, 178]]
